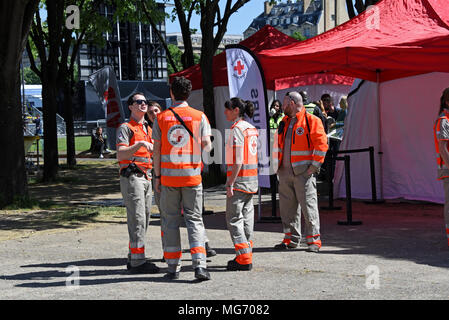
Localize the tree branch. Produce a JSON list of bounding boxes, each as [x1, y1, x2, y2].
[[26, 39, 42, 79], [346, 0, 356, 19], [141, 0, 179, 74]]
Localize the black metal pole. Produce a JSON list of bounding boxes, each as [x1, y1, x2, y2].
[[338, 155, 362, 225], [365, 146, 385, 204]]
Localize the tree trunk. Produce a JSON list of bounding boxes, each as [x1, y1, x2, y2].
[[0, 0, 39, 207], [0, 67, 28, 207], [41, 74, 60, 182], [63, 82, 76, 168]]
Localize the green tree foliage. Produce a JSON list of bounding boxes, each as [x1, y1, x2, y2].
[[24, 67, 41, 84], [167, 44, 200, 75], [291, 31, 306, 41]]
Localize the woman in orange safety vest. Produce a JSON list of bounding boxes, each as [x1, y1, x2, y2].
[[224, 97, 259, 271]]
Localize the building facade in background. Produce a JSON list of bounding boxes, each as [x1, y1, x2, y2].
[[78, 3, 168, 82], [166, 33, 243, 55], [244, 0, 349, 39]]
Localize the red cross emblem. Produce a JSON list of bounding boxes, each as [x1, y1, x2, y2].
[[173, 129, 184, 143], [251, 139, 257, 150], [234, 60, 245, 75]]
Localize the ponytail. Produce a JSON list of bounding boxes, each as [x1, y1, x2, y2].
[[225, 97, 255, 119], [244, 100, 255, 118]]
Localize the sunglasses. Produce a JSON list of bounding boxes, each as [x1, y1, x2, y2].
[[133, 99, 148, 105]]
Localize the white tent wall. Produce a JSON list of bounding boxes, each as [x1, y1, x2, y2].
[[334, 72, 449, 204]]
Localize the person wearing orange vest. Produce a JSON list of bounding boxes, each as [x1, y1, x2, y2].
[[224, 98, 259, 271], [152, 76, 212, 281], [273, 91, 328, 253], [116, 92, 159, 274], [433, 87, 449, 247]]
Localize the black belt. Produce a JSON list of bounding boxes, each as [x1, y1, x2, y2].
[[120, 163, 147, 178]]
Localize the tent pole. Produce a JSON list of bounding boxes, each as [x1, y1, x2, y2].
[[376, 70, 384, 200]]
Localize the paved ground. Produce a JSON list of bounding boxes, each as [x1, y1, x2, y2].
[[2, 160, 449, 301], [2, 197, 449, 300]]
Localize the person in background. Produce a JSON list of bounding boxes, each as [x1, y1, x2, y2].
[[33, 114, 42, 136], [91, 127, 109, 159], [145, 101, 162, 128], [224, 97, 259, 271], [269, 99, 284, 129], [300, 91, 327, 132], [321, 93, 340, 125], [335, 96, 348, 130], [433, 87, 449, 248]]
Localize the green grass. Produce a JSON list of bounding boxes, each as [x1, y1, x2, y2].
[[28, 136, 92, 153]]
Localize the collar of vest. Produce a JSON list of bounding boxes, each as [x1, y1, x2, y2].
[[171, 101, 189, 108], [231, 118, 244, 129], [128, 118, 148, 127], [284, 108, 306, 122]]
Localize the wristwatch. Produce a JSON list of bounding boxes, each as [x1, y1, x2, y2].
[[154, 175, 161, 179]]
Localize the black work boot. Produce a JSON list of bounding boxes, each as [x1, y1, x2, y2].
[[227, 258, 252, 271], [205, 242, 217, 257], [194, 267, 211, 281], [128, 261, 160, 274]]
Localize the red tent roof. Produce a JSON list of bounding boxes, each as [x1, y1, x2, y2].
[[169, 25, 300, 90], [258, 0, 449, 83]]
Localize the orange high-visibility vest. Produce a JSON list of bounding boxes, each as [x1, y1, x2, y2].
[[117, 119, 152, 177], [157, 105, 205, 187], [434, 112, 449, 180], [275, 108, 328, 173], [226, 120, 259, 194]]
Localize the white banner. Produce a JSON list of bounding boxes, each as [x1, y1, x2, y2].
[[88, 66, 125, 150], [225, 46, 270, 188]]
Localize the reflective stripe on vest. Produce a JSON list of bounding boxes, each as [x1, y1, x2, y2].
[[226, 120, 259, 193], [118, 120, 152, 176], [277, 110, 328, 168], [157, 105, 205, 187]]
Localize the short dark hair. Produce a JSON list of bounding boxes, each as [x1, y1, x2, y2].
[[127, 92, 146, 106], [170, 76, 192, 101]]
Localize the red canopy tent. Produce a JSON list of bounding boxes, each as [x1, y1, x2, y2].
[[256, 0, 449, 204], [169, 24, 354, 91], [257, 0, 449, 83]]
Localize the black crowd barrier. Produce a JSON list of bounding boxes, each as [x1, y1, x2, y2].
[[258, 174, 282, 223], [321, 146, 383, 225]]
